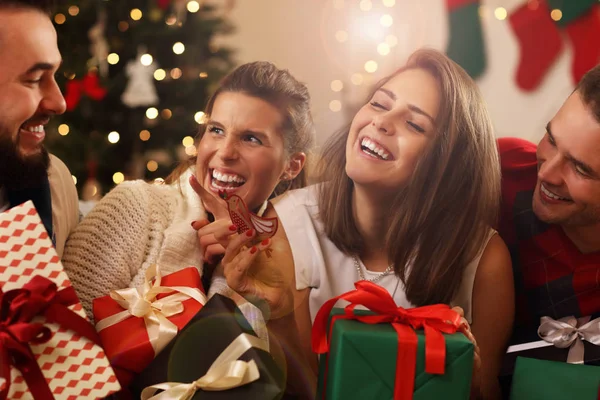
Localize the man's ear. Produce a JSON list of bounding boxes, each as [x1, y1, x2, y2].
[[281, 152, 306, 180]]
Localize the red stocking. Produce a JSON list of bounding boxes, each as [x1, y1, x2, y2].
[[565, 5, 600, 84]]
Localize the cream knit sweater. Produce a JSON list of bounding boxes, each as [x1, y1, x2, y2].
[[62, 169, 205, 317]]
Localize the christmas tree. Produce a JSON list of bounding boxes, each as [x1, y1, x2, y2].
[[46, 0, 235, 199]]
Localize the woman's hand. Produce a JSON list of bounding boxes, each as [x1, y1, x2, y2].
[[452, 306, 483, 400]]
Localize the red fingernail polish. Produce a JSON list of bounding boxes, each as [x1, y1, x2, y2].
[[229, 225, 237, 231], [261, 239, 269, 246], [246, 229, 254, 237], [190, 221, 195, 227], [250, 246, 258, 254]]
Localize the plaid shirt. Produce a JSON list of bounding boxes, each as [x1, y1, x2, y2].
[[498, 138, 600, 339]]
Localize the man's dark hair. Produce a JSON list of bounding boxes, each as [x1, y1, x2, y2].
[[0, 0, 55, 14], [576, 64, 600, 123]]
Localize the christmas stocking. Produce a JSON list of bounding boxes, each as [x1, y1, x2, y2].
[[548, 0, 600, 84], [508, 0, 563, 91], [445, 0, 486, 79]]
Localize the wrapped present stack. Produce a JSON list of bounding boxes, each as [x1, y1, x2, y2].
[[312, 281, 473, 400], [0, 201, 121, 399]]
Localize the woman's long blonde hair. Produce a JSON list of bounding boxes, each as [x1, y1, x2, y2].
[[317, 48, 500, 306]]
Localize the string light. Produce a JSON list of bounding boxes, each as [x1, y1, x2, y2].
[[550, 9, 562, 21], [68, 6, 79, 16], [54, 13, 66, 24], [161, 109, 173, 120], [377, 43, 390, 55], [130, 8, 142, 21], [58, 124, 70, 136], [494, 7, 507, 20], [166, 15, 177, 25], [146, 108, 159, 119], [173, 42, 185, 54], [147, 160, 158, 172], [335, 30, 348, 43], [118, 21, 129, 32], [113, 172, 125, 184], [139, 130, 151, 141], [329, 100, 342, 112], [330, 80, 344, 92], [108, 131, 120, 144], [380, 14, 393, 27], [187, 1, 200, 12], [141, 54, 153, 66], [170, 68, 182, 79], [364, 60, 378, 73], [528, 0, 540, 11], [382, 0, 395, 6], [182, 136, 195, 147], [154, 69, 166, 81], [107, 53, 120, 65], [199, 72, 208, 78], [351, 73, 364, 85], [194, 111, 207, 124], [72, 175, 77, 185], [185, 146, 197, 156]]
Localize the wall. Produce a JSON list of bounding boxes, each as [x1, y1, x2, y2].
[[217, 0, 576, 147]]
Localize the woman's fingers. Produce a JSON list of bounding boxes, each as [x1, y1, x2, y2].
[[189, 175, 229, 219], [204, 243, 227, 264], [222, 229, 257, 265], [223, 238, 272, 294]]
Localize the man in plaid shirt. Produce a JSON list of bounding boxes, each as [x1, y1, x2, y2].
[[498, 64, 600, 342]]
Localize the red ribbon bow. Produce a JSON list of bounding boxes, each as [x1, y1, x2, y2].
[[0, 276, 101, 400], [312, 281, 464, 400], [64, 72, 107, 111]]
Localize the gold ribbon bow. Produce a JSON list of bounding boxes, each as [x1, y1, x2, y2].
[[95, 264, 207, 355], [538, 315, 600, 364], [141, 333, 269, 400]]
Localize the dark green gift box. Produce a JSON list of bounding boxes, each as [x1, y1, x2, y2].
[[510, 357, 600, 400], [316, 309, 474, 400]]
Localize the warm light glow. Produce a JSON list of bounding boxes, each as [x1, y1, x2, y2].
[[199, 72, 208, 78], [182, 136, 195, 147], [385, 34, 398, 47], [91, 186, 98, 196], [550, 9, 562, 21], [166, 15, 177, 25], [329, 100, 342, 112], [173, 42, 185, 54], [380, 14, 393, 27], [72, 175, 77, 185], [185, 145, 197, 156], [330, 80, 344, 92], [54, 13, 66, 24], [494, 7, 507, 20], [170, 68, 182, 79], [141, 54, 153, 66], [377, 43, 390, 55], [139, 130, 151, 141], [146, 108, 159, 120], [118, 21, 129, 32], [107, 53, 120, 65], [364, 60, 378, 73], [58, 124, 70, 136], [154, 69, 166, 81], [359, 0, 372, 11], [335, 30, 348, 43], [187, 1, 200, 12], [195, 111, 207, 124], [147, 160, 158, 172], [108, 131, 120, 144], [130, 8, 142, 21], [351, 73, 364, 85], [68, 6, 79, 16], [478, 5, 488, 18], [113, 172, 125, 184], [161, 109, 173, 120], [527, 0, 540, 11], [382, 0, 395, 6]]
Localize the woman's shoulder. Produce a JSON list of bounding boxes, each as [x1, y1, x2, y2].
[[271, 184, 321, 210]]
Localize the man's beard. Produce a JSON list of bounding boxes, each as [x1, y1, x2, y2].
[[0, 135, 50, 190]]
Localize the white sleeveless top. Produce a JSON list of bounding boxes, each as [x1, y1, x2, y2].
[[273, 185, 495, 324]]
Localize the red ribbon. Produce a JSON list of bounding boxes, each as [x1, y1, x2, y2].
[[311, 281, 464, 400], [64, 72, 107, 111], [0, 276, 101, 400]]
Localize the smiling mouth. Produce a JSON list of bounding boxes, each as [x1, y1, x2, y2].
[[360, 137, 392, 160], [210, 168, 247, 190], [540, 183, 572, 202]]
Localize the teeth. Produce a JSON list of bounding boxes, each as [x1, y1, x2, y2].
[[211, 169, 246, 184], [541, 184, 568, 201], [360, 137, 391, 160], [23, 125, 44, 133]]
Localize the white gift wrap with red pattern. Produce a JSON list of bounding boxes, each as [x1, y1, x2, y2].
[[0, 201, 121, 399]]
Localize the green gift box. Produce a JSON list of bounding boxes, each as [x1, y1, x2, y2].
[[510, 357, 600, 400], [316, 308, 474, 400]]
